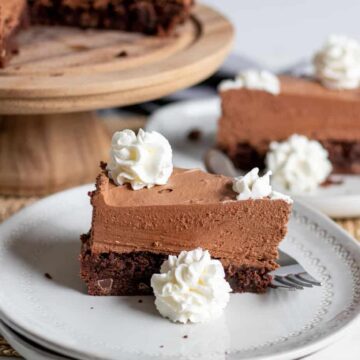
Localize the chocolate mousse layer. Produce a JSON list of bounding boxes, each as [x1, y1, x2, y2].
[[80, 168, 292, 295], [217, 76, 360, 174]]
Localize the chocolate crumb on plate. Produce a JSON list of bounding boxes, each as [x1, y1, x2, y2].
[[321, 176, 344, 187], [187, 128, 202, 142], [183, 335, 188, 339], [44, 273, 52, 280]]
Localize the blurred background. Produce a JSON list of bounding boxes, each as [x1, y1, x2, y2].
[[203, 0, 360, 70]]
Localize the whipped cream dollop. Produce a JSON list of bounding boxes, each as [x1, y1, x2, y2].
[[232, 168, 292, 203], [313, 34, 360, 89], [219, 69, 280, 95], [151, 248, 232, 324], [233, 168, 272, 200], [265, 134, 333, 193], [107, 129, 173, 190]]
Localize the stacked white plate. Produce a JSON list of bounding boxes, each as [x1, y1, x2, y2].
[[0, 184, 360, 359]]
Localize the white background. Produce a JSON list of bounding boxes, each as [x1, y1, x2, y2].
[[202, 0, 360, 70]]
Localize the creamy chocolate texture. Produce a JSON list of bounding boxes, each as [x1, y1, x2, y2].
[[89, 168, 291, 269], [217, 76, 360, 173]]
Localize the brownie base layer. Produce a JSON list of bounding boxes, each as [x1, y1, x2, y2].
[[28, 0, 194, 35], [220, 140, 360, 174], [80, 234, 272, 296]]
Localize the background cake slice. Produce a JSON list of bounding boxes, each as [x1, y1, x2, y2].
[[80, 167, 292, 296], [218, 74, 360, 174], [218, 35, 360, 175]]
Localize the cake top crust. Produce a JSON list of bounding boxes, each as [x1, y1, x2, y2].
[[280, 75, 360, 101], [221, 75, 360, 100], [98, 168, 237, 207]]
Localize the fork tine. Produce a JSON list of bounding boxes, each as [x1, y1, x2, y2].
[[274, 275, 304, 290], [270, 283, 297, 291], [285, 275, 313, 288], [296, 273, 322, 286]]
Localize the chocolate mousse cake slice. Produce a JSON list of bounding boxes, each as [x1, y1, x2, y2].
[[28, 0, 194, 35], [217, 74, 360, 174], [80, 167, 292, 296], [218, 35, 360, 175], [0, 0, 28, 67]]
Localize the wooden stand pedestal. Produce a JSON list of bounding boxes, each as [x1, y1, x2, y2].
[[0, 5, 233, 195], [0, 113, 109, 195]]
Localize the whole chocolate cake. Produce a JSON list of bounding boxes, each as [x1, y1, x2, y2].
[[0, 0, 195, 67], [28, 0, 194, 35]]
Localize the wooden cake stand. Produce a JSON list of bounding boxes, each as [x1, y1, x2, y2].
[[0, 5, 233, 196]]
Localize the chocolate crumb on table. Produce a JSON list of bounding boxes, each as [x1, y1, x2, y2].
[[116, 51, 128, 58], [44, 273, 53, 280]]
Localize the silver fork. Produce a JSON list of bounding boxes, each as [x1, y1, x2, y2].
[[204, 149, 322, 291], [274, 250, 322, 290]]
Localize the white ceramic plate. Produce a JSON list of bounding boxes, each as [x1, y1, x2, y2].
[[0, 321, 70, 360], [0, 186, 360, 360], [146, 98, 360, 218]]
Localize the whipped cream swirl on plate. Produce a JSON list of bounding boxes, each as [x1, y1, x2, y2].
[[233, 168, 292, 203], [151, 248, 232, 324], [107, 129, 173, 190], [313, 34, 360, 89], [265, 134, 333, 193], [219, 69, 280, 95]]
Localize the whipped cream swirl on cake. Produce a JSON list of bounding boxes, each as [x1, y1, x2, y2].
[[107, 129, 173, 190], [233, 168, 292, 203], [151, 248, 232, 324], [313, 34, 360, 89], [219, 69, 280, 95], [265, 134, 333, 193]]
